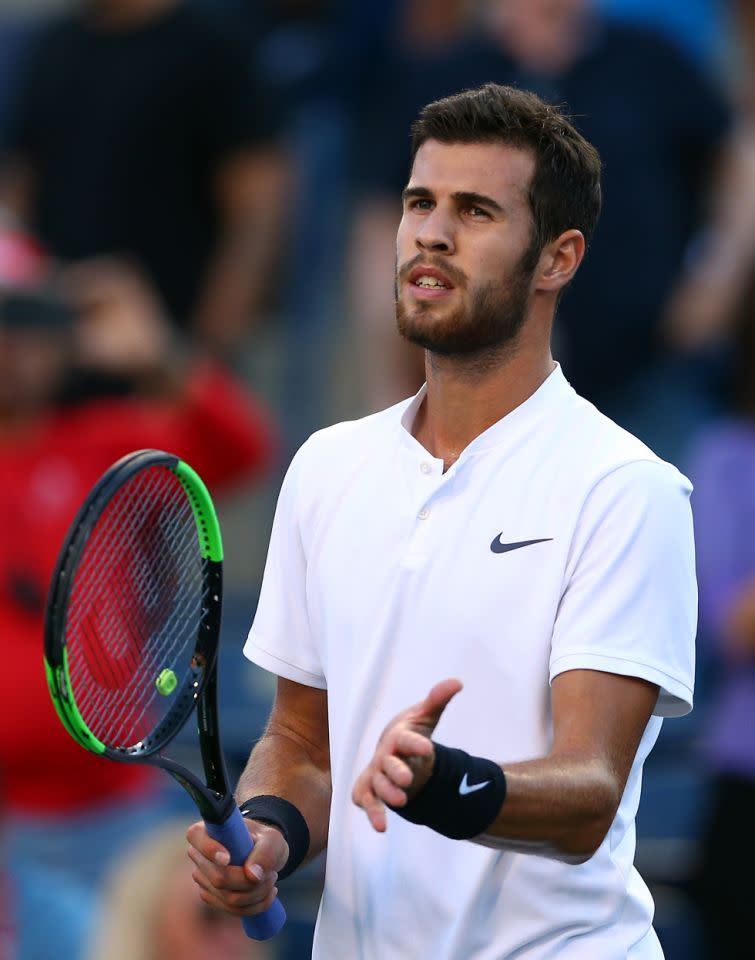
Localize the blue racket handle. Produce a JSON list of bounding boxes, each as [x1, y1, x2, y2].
[[205, 806, 287, 940]]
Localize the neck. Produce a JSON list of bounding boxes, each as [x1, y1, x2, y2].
[[412, 324, 555, 470]]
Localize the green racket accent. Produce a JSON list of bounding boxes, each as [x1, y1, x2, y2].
[[174, 460, 224, 562], [44, 657, 81, 744], [156, 668, 178, 696], [45, 650, 106, 755]]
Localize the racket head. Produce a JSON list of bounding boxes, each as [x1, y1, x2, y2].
[[44, 449, 223, 762]]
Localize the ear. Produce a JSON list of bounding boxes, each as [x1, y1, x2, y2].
[[534, 230, 585, 293]]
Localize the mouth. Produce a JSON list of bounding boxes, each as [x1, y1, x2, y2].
[[406, 265, 456, 300], [408, 265, 454, 288]]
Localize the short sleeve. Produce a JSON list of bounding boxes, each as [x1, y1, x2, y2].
[[244, 444, 326, 688], [549, 460, 697, 718]]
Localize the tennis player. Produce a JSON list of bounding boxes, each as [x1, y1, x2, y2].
[[188, 83, 696, 959]]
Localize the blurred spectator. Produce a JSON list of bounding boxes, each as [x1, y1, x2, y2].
[[351, 0, 734, 465], [659, 0, 755, 363], [205, 0, 374, 450], [250, 0, 355, 449], [686, 270, 755, 960], [0, 258, 278, 959], [88, 820, 277, 960], [0, 0, 287, 356], [598, 0, 727, 69], [350, 0, 490, 409]]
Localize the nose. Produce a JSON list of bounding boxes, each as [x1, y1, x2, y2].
[[415, 208, 456, 255]]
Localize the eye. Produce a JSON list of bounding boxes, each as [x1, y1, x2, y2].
[[408, 198, 433, 212], [466, 206, 490, 219]]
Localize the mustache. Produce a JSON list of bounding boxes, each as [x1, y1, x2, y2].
[[397, 254, 467, 288]]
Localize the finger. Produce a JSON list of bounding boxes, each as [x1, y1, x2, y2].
[[353, 780, 387, 832], [371, 769, 407, 809], [194, 876, 232, 913], [186, 821, 232, 868], [382, 753, 414, 788], [243, 822, 289, 876], [195, 878, 277, 917], [187, 848, 264, 894], [412, 677, 463, 730], [224, 877, 278, 913], [393, 729, 434, 758], [351, 768, 370, 806], [190, 862, 278, 911], [366, 797, 387, 832]]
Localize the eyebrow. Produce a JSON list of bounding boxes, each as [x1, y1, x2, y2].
[[401, 186, 505, 216]]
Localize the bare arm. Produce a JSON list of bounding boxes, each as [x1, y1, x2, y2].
[[188, 677, 330, 917], [192, 146, 289, 355], [235, 676, 331, 864], [353, 669, 658, 864], [475, 669, 658, 862], [663, 129, 755, 349]]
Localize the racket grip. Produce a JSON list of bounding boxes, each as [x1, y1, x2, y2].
[[205, 806, 287, 941]]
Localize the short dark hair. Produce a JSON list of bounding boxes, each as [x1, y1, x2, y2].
[[410, 83, 602, 260]]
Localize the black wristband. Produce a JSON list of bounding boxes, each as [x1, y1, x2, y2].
[[390, 743, 506, 840], [237, 795, 310, 880]]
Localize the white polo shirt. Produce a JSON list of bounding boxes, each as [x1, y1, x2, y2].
[[245, 364, 696, 960]]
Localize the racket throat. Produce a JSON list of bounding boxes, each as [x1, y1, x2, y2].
[[155, 755, 233, 823]]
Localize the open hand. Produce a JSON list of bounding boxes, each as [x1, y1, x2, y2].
[[352, 678, 462, 832]]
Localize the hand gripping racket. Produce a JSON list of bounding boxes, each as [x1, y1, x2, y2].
[[43, 448, 286, 940]]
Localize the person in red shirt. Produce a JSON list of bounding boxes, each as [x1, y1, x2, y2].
[[0, 258, 277, 957]]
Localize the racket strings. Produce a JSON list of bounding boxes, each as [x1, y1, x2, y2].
[[64, 466, 207, 749], [71, 487, 198, 693], [76, 539, 202, 746], [69, 477, 202, 745], [66, 469, 183, 730], [71, 470, 204, 735], [66, 468, 175, 682], [86, 522, 206, 745]]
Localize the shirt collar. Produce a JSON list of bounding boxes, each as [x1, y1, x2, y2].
[[398, 363, 573, 460]]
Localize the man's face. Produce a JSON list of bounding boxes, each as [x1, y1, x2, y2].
[[395, 140, 540, 357]]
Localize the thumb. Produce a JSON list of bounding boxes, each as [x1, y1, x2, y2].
[[412, 677, 463, 733], [244, 821, 289, 876]]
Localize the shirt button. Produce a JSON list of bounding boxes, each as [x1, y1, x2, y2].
[[420, 462, 431, 474], [418, 508, 430, 520]]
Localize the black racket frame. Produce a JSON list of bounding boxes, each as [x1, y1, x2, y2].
[[44, 449, 237, 825]]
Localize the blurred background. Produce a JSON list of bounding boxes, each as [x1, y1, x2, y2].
[[0, 1, 753, 958]]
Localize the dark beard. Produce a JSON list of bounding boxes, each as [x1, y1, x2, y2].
[[395, 255, 535, 358]]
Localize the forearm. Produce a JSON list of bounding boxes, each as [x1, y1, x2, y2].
[[192, 229, 271, 351], [194, 148, 288, 353], [236, 726, 331, 864], [362, 673, 657, 864], [475, 754, 619, 863]]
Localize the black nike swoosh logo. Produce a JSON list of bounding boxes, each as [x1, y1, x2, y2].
[[490, 535, 553, 554]]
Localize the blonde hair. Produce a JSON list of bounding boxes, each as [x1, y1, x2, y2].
[[87, 820, 274, 960]]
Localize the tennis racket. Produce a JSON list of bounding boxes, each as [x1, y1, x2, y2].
[[43, 448, 286, 941]]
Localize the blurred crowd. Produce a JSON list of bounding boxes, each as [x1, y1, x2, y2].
[[0, 1, 753, 958]]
